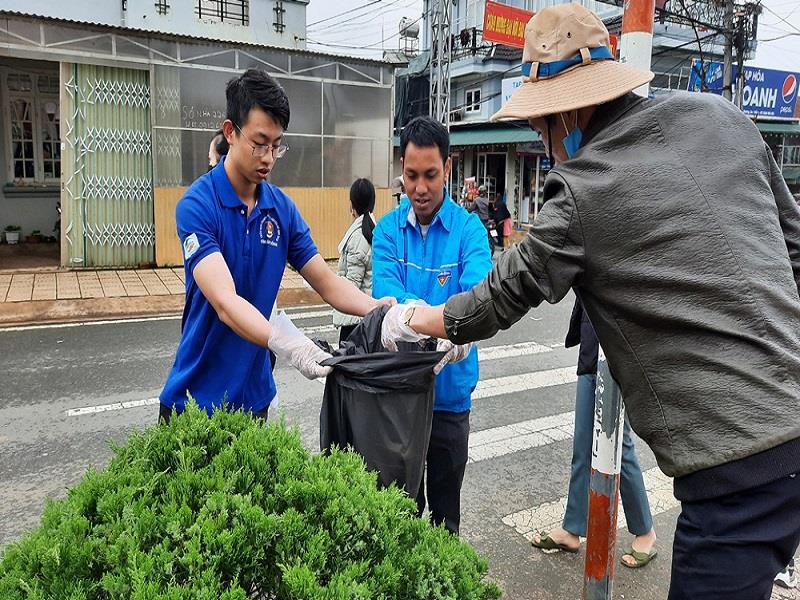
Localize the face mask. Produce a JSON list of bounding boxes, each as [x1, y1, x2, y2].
[[561, 112, 583, 160]]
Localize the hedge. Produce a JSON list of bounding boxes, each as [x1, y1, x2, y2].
[[0, 402, 502, 599]]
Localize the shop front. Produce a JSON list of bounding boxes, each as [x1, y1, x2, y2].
[[0, 11, 395, 268]]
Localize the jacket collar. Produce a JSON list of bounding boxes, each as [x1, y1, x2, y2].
[[581, 92, 648, 148], [402, 190, 455, 233], [211, 156, 276, 212]]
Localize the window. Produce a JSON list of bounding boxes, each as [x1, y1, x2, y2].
[[3, 69, 61, 184], [155, 0, 170, 15], [465, 88, 481, 113], [196, 0, 249, 25], [273, 1, 286, 33]]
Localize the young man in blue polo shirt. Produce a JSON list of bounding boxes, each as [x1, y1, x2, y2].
[[160, 69, 393, 421], [372, 117, 493, 534]]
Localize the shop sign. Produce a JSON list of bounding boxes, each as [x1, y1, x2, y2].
[[483, 1, 534, 48], [688, 59, 800, 119]]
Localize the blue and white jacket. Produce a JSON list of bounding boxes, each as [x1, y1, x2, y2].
[[372, 195, 493, 413]]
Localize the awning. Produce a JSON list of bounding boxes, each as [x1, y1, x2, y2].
[[756, 122, 800, 134], [782, 167, 800, 183], [449, 125, 540, 146], [393, 124, 540, 147]]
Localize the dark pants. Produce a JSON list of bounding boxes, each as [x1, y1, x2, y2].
[[416, 409, 470, 535], [338, 324, 357, 346], [158, 403, 269, 424], [668, 472, 800, 600]]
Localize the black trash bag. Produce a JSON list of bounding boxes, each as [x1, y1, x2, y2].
[[319, 306, 445, 499]]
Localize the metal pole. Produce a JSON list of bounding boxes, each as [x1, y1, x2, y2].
[[734, 14, 746, 109], [429, 0, 452, 127], [723, 0, 735, 101], [582, 2, 655, 598], [583, 346, 625, 600]]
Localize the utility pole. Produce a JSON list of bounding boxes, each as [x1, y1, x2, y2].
[[734, 12, 745, 109], [723, 0, 735, 101], [429, 0, 452, 128], [582, 0, 654, 598]]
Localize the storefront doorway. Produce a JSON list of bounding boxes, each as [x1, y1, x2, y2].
[[476, 152, 506, 199], [0, 57, 61, 270]]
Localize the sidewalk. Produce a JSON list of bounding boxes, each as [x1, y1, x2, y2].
[[0, 265, 327, 327]]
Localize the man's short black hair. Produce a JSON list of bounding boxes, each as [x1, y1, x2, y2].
[[226, 69, 290, 130], [400, 116, 450, 165]]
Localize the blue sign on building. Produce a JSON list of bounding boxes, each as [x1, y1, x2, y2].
[[688, 59, 799, 119]]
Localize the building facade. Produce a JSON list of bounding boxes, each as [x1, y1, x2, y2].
[[398, 0, 798, 230], [0, 3, 395, 267]]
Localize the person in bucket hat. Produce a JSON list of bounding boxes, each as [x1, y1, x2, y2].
[[381, 4, 800, 598]]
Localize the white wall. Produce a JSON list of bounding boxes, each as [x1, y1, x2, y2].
[[0, 0, 309, 49]]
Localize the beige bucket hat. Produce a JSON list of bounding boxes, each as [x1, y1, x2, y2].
[[491, 3, 654, 121]]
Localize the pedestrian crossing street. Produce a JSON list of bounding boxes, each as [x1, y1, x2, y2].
[[284, 306, 684, 549]]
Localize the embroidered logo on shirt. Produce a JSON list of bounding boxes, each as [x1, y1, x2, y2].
[[259, 215, 281, 247], [437, 271, 451, 286], [183, 233, 200, 260]]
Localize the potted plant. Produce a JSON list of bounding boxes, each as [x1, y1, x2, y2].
[[4, 225, 21, 245]]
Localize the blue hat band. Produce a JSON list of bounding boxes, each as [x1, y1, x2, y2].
[[521, 46, 614, 79]]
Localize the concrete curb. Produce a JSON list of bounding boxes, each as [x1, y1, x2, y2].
[[0, 287, 324, 328]]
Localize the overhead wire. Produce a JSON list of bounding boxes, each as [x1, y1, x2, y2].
[[307, 0, 385, 28]]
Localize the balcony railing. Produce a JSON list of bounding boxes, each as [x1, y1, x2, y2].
[[783, 145, 800, 168]]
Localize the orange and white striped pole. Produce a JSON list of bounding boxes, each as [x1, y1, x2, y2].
[[619, 0, 656, 98], [582, 346, 625, 600]]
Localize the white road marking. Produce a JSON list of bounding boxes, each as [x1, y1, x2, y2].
[[301, 324, 336, 335], [66, 348, 572, 417], [501, 467, 679, 541], [0, 315, 182, 333], [0, 306, 333, 334], [284, 308, 332, 320], [473, 367, 577, 400], [67, 397, 159, 417], [477, 341, 553, 361], [468, 411, 575, 463]]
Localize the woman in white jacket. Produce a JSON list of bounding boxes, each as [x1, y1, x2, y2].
[[332, 178, 376, 344]]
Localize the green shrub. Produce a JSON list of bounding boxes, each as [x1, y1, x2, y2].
[[0, 402, 501, 599]]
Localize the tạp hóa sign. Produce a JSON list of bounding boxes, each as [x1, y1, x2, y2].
[[483, 1, 534, 49]]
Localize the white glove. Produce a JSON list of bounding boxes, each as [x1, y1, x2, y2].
[[268, 311, 332, 379], [380, 302, 427, 352], [434, 339, 473, 375]]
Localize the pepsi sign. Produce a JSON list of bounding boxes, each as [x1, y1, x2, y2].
[[688, 59, 800, 119], [783, 74, 797, 105]]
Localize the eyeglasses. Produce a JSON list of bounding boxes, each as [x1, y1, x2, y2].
[[234, 124, 289, 159]]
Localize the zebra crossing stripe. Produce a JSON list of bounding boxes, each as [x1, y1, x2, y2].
[[474, 367, 577, 400], [468, 410, 575, 463]]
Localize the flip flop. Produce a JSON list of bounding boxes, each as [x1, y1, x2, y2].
[[621, 547, 658, 568], [531, 531, 580, 554]]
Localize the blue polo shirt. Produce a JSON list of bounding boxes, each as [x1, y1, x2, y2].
[[160, 158, 318, 415]]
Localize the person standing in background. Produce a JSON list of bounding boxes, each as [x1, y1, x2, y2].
[[333, 178, 376, 344]]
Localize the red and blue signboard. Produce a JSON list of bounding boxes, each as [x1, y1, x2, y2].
[[688, 59, 800, 119]]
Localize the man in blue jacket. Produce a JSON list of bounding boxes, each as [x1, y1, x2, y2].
[[372, 116, 493, 534]]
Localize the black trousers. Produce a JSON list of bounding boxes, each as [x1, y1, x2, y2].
[[338, 324, 357, 346], [158, 403, 269, 424], [416, 409, 470, 535], [668, 472, 800, 600]]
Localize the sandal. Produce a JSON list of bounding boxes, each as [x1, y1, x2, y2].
[[531, 531, 580, 554], [621, 547, 658, 568]]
